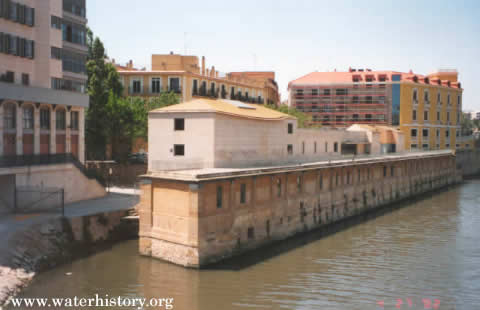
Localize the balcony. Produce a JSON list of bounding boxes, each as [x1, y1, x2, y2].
[[169, 87, 182, 94], [0, 81, 88, 107], [128, 86, 143, 95]]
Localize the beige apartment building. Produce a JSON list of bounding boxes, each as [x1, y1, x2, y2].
[[0, 0, 105, 215], [114, 53, 280, 106]]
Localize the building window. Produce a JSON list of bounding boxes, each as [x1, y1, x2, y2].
[[40, 108, 50, 129], [247, 227, 255, 240], [174, 118, 184, 131], [411, 129, 417, 137], [447, 112, 450, 122], [150, 78, 161, 93], [56, 110, 66, 130], [302, 142, 305, 154], [216, 186, 222, 209], [288, 123, 293, 134], [174, 144, 185, 156], [446, 130, 450, 138], [447, 94, 451, 105], [424, 90, 429, 103], [411, 144, 418, 149], [22, 106, 33, 130], [412, 89, 418, 103], [437, 92, 441, 105], [169, 77, 180, 92], [413, 110, 417, 121], [4, 104, 16, 129], [334, 142, 338, 153], [325, 142, 328, 152], [424, 111, 428, 121], [391, 166, 394, 177], [324, 89, 330, 96], [21, 73, 29, 86], [319, 174, 323, 189], [314, 142, 317, 154], [437, 111, 440, 121], [51, 16, 62, 30], [287, 144, 293, 155], [383, 166, 387, 177], [132, 80, 142, 93], [457, 95, 461, 106], [71, 111, 79, 130], [192, 79, 198, 95], [240, 183, 246, 204], [63, 0, 86, 18], [297, 175, 302, 193], [423, 129, 429, 137], [422, 144, 429, 150], [51, 47, 62, 59]]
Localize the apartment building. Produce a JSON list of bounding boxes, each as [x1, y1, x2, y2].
[[288, 68, 472, 150], [0, 0, 105, 214], [114, 53, 280, 106]]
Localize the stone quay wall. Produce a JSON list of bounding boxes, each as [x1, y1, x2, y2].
[[138, 151, 459, 268]]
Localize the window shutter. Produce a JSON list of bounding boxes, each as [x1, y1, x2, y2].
[[30, 7, 34, 26], [0, 33, 3, 53], [0, 0, 3, 18], [30, 40, 34, 59]]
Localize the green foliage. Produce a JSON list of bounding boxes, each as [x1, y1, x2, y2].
[[461, 112, 479, 136], [264, 104, 318, 128], [85, 30, 124, 160], [129, 92, 180, 140]]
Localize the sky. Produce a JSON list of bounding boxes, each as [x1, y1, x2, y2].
[[87, 0, 480, 111]]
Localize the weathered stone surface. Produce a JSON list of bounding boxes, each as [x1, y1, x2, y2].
[[0, 210, 137, 307], [140, 153, 460, 268]]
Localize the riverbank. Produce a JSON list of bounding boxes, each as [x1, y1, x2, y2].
[[0, 193, 138, 307]]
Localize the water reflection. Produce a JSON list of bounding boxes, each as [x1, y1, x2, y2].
[[11, 181, 480, 310]]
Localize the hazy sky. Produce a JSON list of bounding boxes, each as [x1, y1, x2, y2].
[[87, 0, 480, 110]]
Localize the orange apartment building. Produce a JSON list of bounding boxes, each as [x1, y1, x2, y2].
[[114, 53, 280, 106]]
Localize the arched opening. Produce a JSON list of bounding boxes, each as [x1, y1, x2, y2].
[[3, 102, 17, 156], [40, 106, 51, 155], [55, 109, 67, 154], [22, 104, 34, 155]]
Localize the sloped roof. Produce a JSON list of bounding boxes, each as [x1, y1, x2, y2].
[[150, 98, 295, 121], [288, 70, 462, 89]]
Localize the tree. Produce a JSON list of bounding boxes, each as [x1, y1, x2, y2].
[[85, 31, 123, 160], [130, 92, 180, 141], [264, 104, 316, 128]]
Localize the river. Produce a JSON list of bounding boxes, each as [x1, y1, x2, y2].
[[9, 180, 480, 310]]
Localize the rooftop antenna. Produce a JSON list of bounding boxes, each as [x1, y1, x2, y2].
[[184, 32, 187, 55]]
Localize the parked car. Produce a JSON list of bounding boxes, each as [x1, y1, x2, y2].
[[127, 152, 147, 164]]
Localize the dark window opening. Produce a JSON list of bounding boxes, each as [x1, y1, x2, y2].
[[240, 183, 246, 204], [174, 118, 185, 131], [287, 144, 293, 155], [216, 186, 222, 208], [247, 227, 254, 240], [174, 144, 185, 156], [288, 123, 293, 134]]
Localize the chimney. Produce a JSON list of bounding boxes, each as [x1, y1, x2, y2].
[[128, 60, 133, 69], [211, 66, 215, 77], [112, 58, 115, 64], [202, 56, 205, 76], [216, 71, 219, 78], [170, 51, 174, 55], [206, 68, 209, 76]]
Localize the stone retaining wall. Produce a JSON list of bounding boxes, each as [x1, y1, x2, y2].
[[139, 152, 459, 268]]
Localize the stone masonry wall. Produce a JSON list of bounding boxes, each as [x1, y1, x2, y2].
[[139, 154, 458, 268]]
